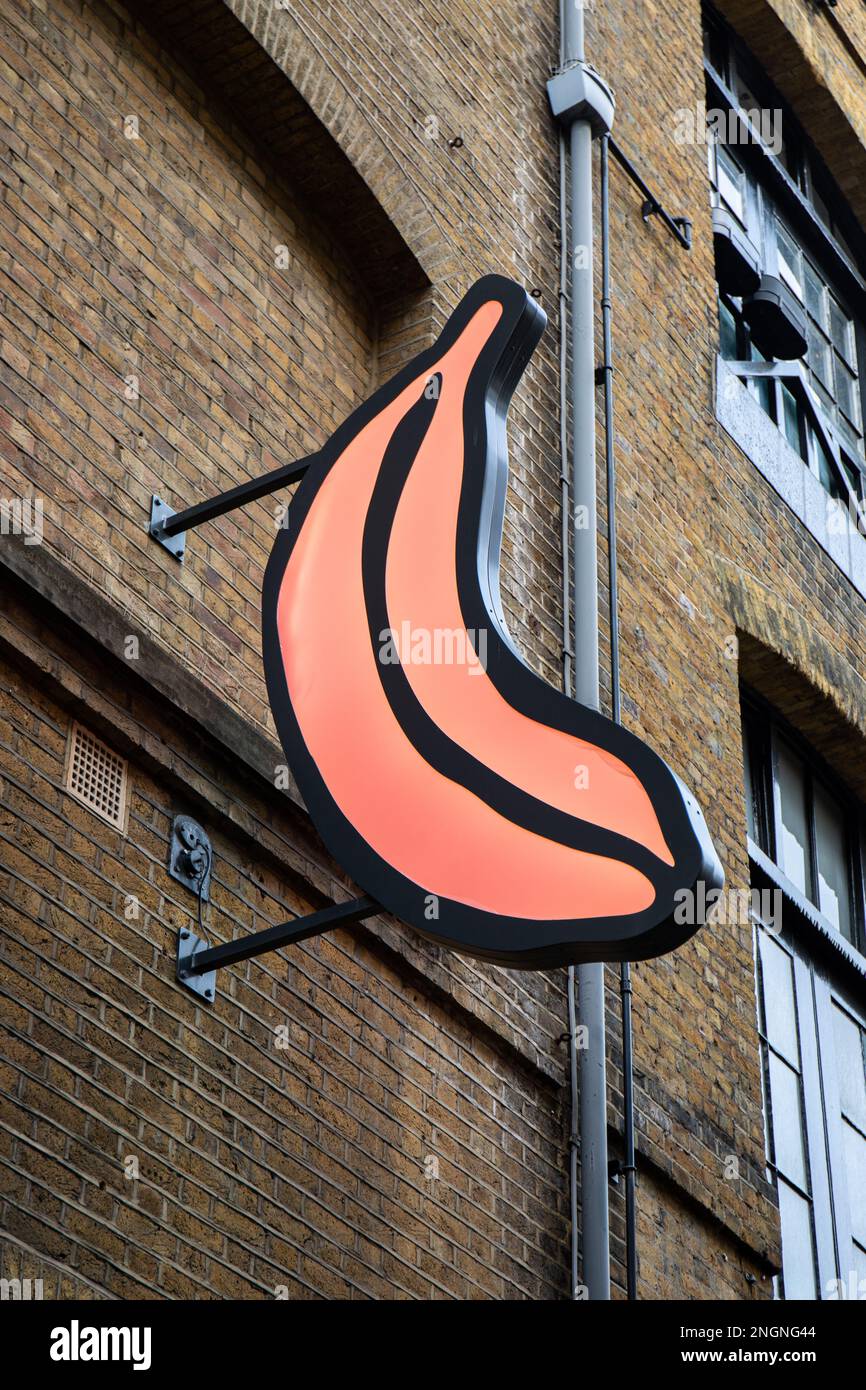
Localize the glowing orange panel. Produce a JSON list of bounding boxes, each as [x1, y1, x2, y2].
[[262, 276, 722, 967]]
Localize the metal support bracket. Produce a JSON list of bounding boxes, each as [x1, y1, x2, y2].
[[150, 495, 186, 561], [608, 1157, 638, 1186], [641, 201, 693, 251], [610, 138, 692, 251], [175, 895, 378, 1004], [147, 455, 314, 562], [177, 928, 217, 1001]]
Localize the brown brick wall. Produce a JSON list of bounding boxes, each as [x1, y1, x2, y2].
[[1, 0, 866, 1299], [0, 626, 569, 1298]]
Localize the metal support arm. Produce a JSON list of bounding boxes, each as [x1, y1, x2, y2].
[[609, 138, 693, 250], [149, 453, 316, 560], [176, 895, 378, 1002]]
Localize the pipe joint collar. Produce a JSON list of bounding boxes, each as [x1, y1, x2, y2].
[[547, 62, 615, 137]]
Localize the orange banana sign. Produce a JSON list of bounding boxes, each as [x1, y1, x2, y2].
[[262, 276, 722, 968]]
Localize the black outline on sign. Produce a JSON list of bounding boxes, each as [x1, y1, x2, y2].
[[262, 276, 723, 968]]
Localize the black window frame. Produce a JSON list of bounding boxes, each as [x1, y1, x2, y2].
[[742, 689, 866, 958], [754, 924, 820, 1300]]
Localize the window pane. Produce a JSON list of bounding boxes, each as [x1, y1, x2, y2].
[[806, 321, 832, 390], [781, 383, 803, 457], [810, 375, 835, 422], [734, 65, 758, 117], [833, 1005, 866, 1132], [840, 455, 863, 507], [778, 132, 801, 185], [810, 182, 831, 233], [835, 358, 855, 424], [703, 20, 727, 79], [744, 730, 757, 841], [718, 148, 745, 223], [777, 741, 812, 897], [708, 134, 717, 186], [748, 340, 774, 417], [743, 717, 772, 852], [817, 436, 845, 503], [759, 933, 800, 1066], [842, 1122, 866, 1247], [804, 261, 824, 326], [719, 299, 739, 361], [814, 782, 853, 940], [838, 408, 862, 454], [768, 1052, 809, 1189], [777, 1180, 817, 1300], [777, 223, 803, 299], [835, 359, 861, 434], [829, 298, 854, 364]]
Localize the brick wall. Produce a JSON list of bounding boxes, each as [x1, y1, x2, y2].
[[0, 591, 569, 1298], [2, 0, 866, 1299]]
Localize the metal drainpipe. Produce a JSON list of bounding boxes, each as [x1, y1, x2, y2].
[[549, 2, 615, 1302], [600, 132, 638, 1301], [556, 7, 579, 1304]]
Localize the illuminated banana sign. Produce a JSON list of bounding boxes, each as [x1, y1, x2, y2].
[[262, 276, 722, 968]]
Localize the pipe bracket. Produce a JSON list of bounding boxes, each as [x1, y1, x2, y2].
[[547, 62, 615, 137]]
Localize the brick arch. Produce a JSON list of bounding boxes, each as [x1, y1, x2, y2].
[[125, 0, 453, 307], [227, 0, 456, 296]]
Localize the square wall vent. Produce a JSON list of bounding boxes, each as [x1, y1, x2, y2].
[[65, 722, 129, 833]]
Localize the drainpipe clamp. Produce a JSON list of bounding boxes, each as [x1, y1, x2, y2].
[[547, 62, 615, 137]]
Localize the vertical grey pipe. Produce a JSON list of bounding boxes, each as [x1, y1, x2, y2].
[[600, 132, 638, 1301], [559, 126, 572, 705], [557, 0, 580, 1308], [557, 35, 579, 1301], [562, 0, 611, 1302]]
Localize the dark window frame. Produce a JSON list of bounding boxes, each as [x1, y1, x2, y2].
[[745, 689, 866, 1299], [742, 689, 866, 958], [704, 3, 866, 291]]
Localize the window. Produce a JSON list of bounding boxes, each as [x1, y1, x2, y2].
[[743, 699, 863, 950], [756, 928, 816, 1299], [755, 920, 866, 1300], [705, 6, 866, 508], [715, 144, 747, 224], [744, 693, 866, 1299]]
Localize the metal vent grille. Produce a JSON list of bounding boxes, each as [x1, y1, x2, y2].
[[65, 723, 129, 832]]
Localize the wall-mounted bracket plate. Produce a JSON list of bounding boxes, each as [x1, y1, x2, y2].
[[176, 928, 217, 1002], [150, 494, 186, 561], [168, 815, 211, 902]]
